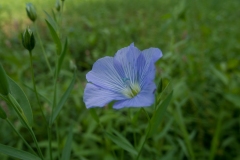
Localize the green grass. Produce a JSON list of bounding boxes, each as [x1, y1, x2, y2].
[[0, 0, 240, 159]]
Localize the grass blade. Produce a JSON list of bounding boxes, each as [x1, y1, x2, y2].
[[0, 144, 40, 160], [105, 129, 138, 155], [148, 90, 173, 137], [61, 126, 73, 160], [51, 71, 76, 124]]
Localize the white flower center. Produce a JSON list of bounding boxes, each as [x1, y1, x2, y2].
[[121, 79, 141, 98]]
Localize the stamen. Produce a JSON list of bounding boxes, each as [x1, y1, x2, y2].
[[121, 77, 141, 98]]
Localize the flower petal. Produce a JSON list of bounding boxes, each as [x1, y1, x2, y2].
[[142, 48, 163, 63], [113, 82, 156, 109], [86, 57, 125, 92], [138, 48, 162, 88], [84, 83, 126, 109], [114, 43, 141, 84]]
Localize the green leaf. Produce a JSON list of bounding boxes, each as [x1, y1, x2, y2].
[[44, 10, 58, 31], [61, 126, 73, 160], [8, 77, 33, 127], [57, 39, 68, 76], [148, 90, 173, 138], [105, 129, 138, 155], [51, 71, 76, 124], [89, 108, 100, 124], [0, 143, 40, 160], [45, 19, 62, 55]]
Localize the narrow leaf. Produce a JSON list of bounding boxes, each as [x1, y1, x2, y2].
[[0, 144, 40, 160], [44, 10, 58, 31], [57, 39, 68, 76], [51, 71, 76, 124], [61, 126, 73, 160], [105, 130, 138, 155], [148, 90, 173, 137], [8, 77, 33, 127], [45, 19, 62, 55]]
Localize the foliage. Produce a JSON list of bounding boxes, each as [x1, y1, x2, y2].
[[0, 0, 239, 159]]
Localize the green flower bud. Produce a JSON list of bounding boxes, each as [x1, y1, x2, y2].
[[26, 3, 37, 22], [0, 105, 7, 119], [22, 27, 35, 51], [0, 64, 10, 96], [55, 0, 61, 12]]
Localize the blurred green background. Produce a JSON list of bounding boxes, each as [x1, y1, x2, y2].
[[0, 0, 240, 159]]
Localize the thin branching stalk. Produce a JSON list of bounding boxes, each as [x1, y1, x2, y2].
[[135, 108, 151, 160], [29, 51, 47, 123], [128, 109, 137, 147], [6, 118, 37, 155], [48, 55, 59, 160], [34, 22, 52, 73]]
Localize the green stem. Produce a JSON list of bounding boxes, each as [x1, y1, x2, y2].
[[136, 130, 149, 160], [58, 0, 65, 38], [136, 108, 150, 160], [48, 55, 59, 160], [56, 121, 61, 159], [6, 118, 37, 155], [29, 128, 44, 159], [34, 22, 52, 73], [29, 51, 47, 124], [128, 109, 137, 147], [48, 127, 53, 160]]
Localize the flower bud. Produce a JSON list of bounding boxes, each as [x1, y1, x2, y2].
[[55, 0, 61, 12], [0, 106, 7, 119], [26, 3, 37, 22], [22, 27, 35, 51], [0, 64, 10, 96]]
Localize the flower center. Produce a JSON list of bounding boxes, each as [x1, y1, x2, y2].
[[121, 78, 141, 98]]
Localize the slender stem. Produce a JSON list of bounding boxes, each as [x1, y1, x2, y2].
[[29, 51, 47, 123], [56, 121, 61, 159], [136, 132, 149, 160], [6, 118, 37, 155], [29, 128, 45, 159], [58, 0, 65, 38], [48, 55, 59, 160], [48, 127, 53, 160], [136, 108, 151, 160], [128, 109, 137, 147], [34, 22, 52, 73]]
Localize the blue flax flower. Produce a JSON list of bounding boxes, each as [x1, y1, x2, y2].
[[84, 43, 162, 109]]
